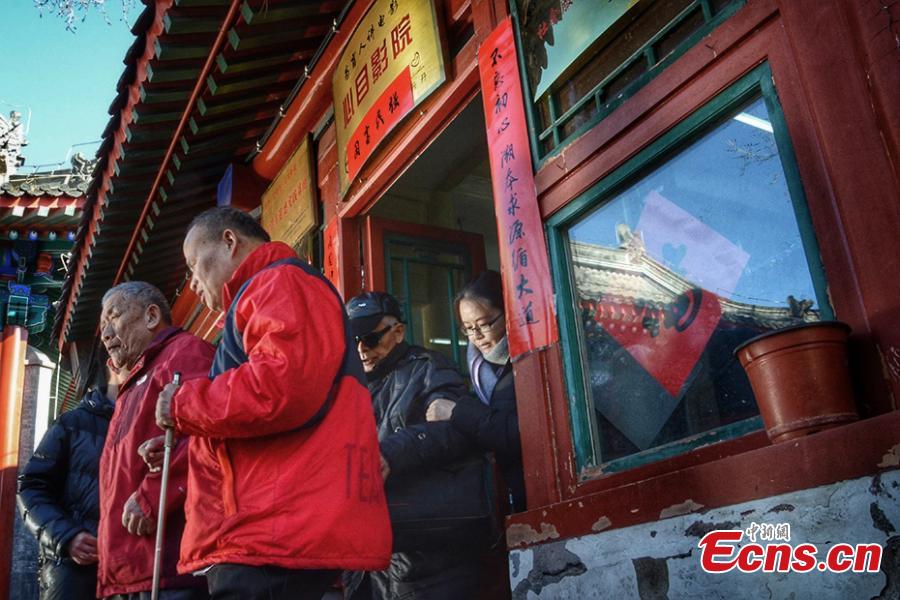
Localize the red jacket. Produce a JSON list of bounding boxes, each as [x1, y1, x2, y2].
[[97, 328, 214, 597], [172, 242, 391, 572]]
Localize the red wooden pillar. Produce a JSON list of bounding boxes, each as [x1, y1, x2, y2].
[[774, 0, 900, 412], [0, 325, 28, 600]]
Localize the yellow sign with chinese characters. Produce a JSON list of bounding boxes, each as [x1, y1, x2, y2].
[[333, 0, 446, 196], [261, 136, 317, 247]]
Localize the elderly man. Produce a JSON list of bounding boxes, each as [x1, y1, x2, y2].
[[97, 282, 214, 600], [345, 291, 493, 600], [154, 207, 391, 600]]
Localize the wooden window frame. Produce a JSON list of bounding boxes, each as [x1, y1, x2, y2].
[[547, 62, 830, 475], [508, 0, 900, 541], [510, 0, 747, 165]]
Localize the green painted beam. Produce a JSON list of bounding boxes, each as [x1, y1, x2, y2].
[[132, 108, 182, 125], [227, 28, 320, 52], [163, 13, 223, 35], [118, 161, 165, 177], [215, 50, 308, 76], [197, 94, 270, 117], [146, 62, 202, 84], [240, 0, 333, 25], [139, 86, 191, 105], [190, 111, 269, 136], [124, 125, 174, 144], [154, 38, 209, 61], [205, 71, 285, 96], [177, 132, 251, 156]]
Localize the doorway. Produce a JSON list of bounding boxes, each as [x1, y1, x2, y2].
[[362, 97, 498, 369]]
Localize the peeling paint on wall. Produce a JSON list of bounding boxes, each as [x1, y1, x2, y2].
[[765, 503, 795, 514], [592, 516, 612, 532], [683, 520, 738, 538], [632, 556, 669, 599], [509, 470, 900, 599], [507, 522, 561, 546], [879, 444, 900, 468], [875, 536, 900, 600], [512, 544, 587, 599], [659, 499, 705, 519]]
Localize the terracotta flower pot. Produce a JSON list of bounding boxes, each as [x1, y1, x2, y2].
[[734, 321, 857, 443]]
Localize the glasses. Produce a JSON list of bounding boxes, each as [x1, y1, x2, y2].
[[459, 312, 504, 338], [355, 323, 397, 349]]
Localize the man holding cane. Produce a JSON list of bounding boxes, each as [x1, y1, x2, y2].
[[154, 207, 391, 600], [97, 282, 213, 600]]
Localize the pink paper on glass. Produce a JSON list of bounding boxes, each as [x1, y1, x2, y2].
[[635, 191, 749, 298]]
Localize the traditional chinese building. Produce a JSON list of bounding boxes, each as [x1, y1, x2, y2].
[[0, 139, 89, 597], [48, 0, 900, 597]]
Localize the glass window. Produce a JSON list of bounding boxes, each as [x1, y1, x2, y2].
[[554, 77, 830, 471], [514, 0, 745, 161]]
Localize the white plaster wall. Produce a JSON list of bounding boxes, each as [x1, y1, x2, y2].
[[509, 470, 900, 599]]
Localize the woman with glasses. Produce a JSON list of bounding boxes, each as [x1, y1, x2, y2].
[[426, 270, 526, 513]]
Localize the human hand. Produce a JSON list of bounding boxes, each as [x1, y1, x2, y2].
[[425, 398, 456, 422], [66, 531, 98, 565], [156, 382, 177, 429], [138, 435, 166, 472], [122, 492, 155, 536], [380, 453, 391, 481]]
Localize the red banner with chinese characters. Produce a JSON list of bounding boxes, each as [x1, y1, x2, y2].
[[345, 69, 415, 181], [323, 218, 342, 296], [479, 17, 559, 359]]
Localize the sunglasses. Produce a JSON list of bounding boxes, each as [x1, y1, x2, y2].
[[355, 323, 397, 349]]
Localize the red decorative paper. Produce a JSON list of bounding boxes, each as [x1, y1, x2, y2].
[[583, 288, 722, 397], [479, 17, 559, 359], [324, 218, 342, 296], [345, 69, 415, 184]]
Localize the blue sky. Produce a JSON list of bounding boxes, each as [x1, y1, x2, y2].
[[0, 1, 137, 171]]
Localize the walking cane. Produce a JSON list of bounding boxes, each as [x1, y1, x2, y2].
[[151, 371, 180, 600]]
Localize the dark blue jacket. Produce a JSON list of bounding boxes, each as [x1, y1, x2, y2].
[[18, 389, 113, 560]]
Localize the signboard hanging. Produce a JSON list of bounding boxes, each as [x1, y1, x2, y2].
[[479, 17, 559, 359], [261, 135, 317, 247], [333, 0, 446, 197]]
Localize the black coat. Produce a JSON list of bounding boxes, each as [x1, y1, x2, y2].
[[17, 389, 113, 562], [368, 343, 478, 476], [451, 357, 527, 513]]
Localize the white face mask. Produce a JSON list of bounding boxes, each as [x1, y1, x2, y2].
[[482, 335, 510, 365]]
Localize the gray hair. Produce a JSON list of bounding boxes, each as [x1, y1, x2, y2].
[[102, 281, 173, 325]]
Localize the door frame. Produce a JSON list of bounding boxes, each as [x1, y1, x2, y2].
[[363, 216, 488, 293]]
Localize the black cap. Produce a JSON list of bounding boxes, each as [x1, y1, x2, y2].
[[346, 292, 403, 337]]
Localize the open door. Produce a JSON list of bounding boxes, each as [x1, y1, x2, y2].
[[364, 216, 486, 369]]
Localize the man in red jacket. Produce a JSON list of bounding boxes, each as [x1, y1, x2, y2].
[[154, 207, 391, 600], [97, 281, 214, 599]]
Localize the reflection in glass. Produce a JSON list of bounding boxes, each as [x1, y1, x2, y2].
[[567, 96, 825, 463]]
